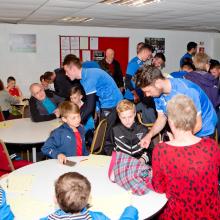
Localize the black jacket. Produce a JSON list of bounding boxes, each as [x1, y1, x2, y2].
[[99, 59, 124, 88], [106, 122, 152, 163], [29, 94, 63, 122]]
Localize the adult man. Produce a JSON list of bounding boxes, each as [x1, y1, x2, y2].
[[180, 41, 197, 67], [63, 54, 123, 154], [134, 65, 217, 148], [99, 48, 124, 92], [29, 83, 62, 122], [124, 44, 152, 103], [44, 68, 80, 99], [151, 53, 166, 69]]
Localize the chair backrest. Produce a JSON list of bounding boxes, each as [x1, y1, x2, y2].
[[90, 119, 108, 154], [0, 107, 5, 122], [22, 105, 30, 118], [0, 140, 15, 172], [137, 112, 154, 129]]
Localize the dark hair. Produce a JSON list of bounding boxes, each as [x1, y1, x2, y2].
[[181, 62, 196, 71], [55, 172, 91, 213], [154, 53, 166, 62], [63, 54, 82, 68], [40, 75, 45, 82], [187, 42, 197, 51], [0, 79, 4, 91], [209, 63, 220, 71], [7, 76, 15, 83], [209, 59, 219, 66], [43, 71, 54, 81], [70, 86, 82, 96], [138, 43, 153, 54], [134, 65, 165, 88]]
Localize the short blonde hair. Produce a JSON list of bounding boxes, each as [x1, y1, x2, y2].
[[55, 172, 91, 213], [167, 95, 197, 131], [193, 53, 210, 71], [59, 101, 80, 118], [116, 99, 135, 114]]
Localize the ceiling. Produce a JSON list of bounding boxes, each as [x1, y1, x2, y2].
[[1, 0, 220, 32]]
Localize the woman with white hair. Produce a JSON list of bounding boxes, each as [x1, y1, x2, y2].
[[152, 95, 220, 220]]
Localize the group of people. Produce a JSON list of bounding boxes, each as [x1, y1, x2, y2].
[[0, 41, 220, 220]]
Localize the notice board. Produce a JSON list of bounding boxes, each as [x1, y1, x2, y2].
[[60, 36, 129, 75]]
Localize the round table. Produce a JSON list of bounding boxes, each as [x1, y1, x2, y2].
[[0, 155, 167, 220], [0, 118, 62, 162]]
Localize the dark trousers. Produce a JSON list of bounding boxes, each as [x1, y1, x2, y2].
[[100, 107, 118, 155]]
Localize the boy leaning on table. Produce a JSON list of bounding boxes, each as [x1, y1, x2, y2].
[[41, 101, 89, 164], [40, 172, 138, 220]]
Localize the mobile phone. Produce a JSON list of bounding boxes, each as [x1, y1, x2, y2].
[[64, 160, 77, 167]]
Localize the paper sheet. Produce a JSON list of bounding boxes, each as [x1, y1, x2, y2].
[[61, 49, 71, 62], [4, 174, 35, 193], [70, 36, 80, 49], [80, 37, 88, 49], [82, 50, 91, 61], [71, 49, 80, 58], [7, 194, 55, 220], [79, 155, 109, 167], [89, 191, 132, 217], [0, 121, 13, 128], [60, 37, 70, 50], [50, 120, 63, 128], [90, 37, 98, 50]]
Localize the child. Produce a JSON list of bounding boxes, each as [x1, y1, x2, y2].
[[40, 172, 138, 220], [70, 86, 95, 134], [6, 76, 23, 98], [107, 99, 152, 164], [41, 101, 89, 164]]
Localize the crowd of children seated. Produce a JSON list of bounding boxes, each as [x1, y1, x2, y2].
[[0, 41, 220, 220]]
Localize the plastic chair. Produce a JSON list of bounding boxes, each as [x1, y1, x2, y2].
[[90, 119, 108, 154], [0, 140, 32, 176]]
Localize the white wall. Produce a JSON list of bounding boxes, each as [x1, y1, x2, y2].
[[0, 23, 219, 96]]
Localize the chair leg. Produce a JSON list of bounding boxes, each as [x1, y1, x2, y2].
[[27, 149, 30, 162]]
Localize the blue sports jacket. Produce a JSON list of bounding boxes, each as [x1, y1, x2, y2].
[[41, 123, 89, 158]]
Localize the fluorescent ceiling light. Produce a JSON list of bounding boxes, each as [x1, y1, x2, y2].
[[61, 17, 93, 23], [100, 0, 161, 7]]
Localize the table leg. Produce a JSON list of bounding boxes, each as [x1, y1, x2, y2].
[[32, 147, 37, 163]]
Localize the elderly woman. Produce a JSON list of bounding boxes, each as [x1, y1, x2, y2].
[[152, 95, 220, 220]]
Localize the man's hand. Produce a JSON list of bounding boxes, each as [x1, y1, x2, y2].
[[57, 153, 67, 164], [54, 108, 60, 118], [132, 91, 140, 104]]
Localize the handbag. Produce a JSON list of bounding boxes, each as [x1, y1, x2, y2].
[[108, 151, 153, 195]]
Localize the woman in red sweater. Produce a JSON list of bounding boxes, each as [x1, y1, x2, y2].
[[152, 94, 220, 220]]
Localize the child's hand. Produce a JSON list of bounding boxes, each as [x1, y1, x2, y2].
[[57, 154, 67, 164]]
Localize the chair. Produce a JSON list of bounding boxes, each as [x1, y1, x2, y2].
[[0, 140, 32, 176], [21, 104, 30, 118], [90, 119, 108, 154], [0, 107, 5, 122], [137, 112, 161, 144]]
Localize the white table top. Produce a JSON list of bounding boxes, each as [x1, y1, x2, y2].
[[0, 118, 62, 144], [0, 155, 167, 220]]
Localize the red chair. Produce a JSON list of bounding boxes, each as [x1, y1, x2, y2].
[[0, 108, 5, 122], [0, 140, 32, 176]]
